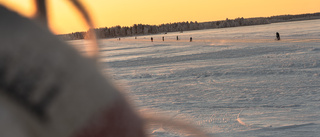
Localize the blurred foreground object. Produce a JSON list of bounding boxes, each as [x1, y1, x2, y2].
[[0, 5, 146, 137]]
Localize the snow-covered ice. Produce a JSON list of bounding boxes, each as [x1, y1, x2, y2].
[[70, 19, 320, 137]]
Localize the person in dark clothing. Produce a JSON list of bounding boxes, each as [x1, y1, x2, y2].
[[190, 37, 192, 42], [276, 32, 280, 40], [151, 37, 153, 42], [162, 36, 164, 41], [176, 36, 179, 40]]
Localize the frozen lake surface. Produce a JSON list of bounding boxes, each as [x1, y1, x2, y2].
[[71, 19, 320, 137]]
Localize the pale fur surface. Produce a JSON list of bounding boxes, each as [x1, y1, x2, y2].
[[0, 5, 124, 137]]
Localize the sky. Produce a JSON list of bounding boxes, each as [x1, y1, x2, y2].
[[0, 0, 319, 34]]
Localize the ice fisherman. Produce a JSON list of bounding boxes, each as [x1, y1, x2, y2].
[[276, 32, 280, 40], [151, 37, 153, 42]]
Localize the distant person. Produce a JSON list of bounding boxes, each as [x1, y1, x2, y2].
[[162, 36, 164, 41], [135, 36, 137, 39], [190, 37, 192, 42], [176, 36, 179, 40], [118, 38, 121, 41], [276, 32, 280, 40], [151, 37, 153, 42]]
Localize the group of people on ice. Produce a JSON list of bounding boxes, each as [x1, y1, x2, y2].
[[150, 36, 193, 42], [137, 32, 280, 42]]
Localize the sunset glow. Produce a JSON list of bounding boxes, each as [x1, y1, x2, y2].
[[1, 0, 319, 34]]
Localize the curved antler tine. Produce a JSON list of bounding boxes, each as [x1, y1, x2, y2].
[[34, 0, 99, 60], [69, 0, 99, 60], [35, 0, 48, 26]]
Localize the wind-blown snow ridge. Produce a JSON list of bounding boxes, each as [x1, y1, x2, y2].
[[105, 45, 303, 68]]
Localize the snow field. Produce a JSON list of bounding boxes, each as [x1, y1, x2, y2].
[[69, 19, 320, 137]]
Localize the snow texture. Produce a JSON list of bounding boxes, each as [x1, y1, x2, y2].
[[70, 19, 320, 137]]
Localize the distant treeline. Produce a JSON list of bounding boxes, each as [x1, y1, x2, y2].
[[58, 12, 320, 40]]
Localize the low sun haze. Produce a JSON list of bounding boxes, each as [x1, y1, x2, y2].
[[1, 0, 319, 34]]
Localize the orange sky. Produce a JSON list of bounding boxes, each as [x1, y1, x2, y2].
[[1, 0, 319, 34]]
